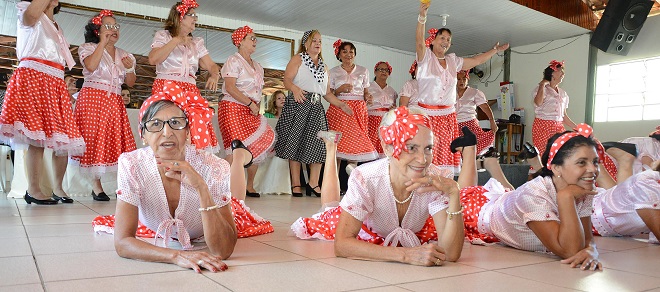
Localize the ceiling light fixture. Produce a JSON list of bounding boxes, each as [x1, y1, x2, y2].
[[440, 14, 449, 26]]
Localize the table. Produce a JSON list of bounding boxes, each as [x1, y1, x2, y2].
[[495, 122, 525, 164]]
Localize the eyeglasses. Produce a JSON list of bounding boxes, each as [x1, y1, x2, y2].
[[185, 13, 199, 19], [141, 117, 188, 133], [103, 24, 120, 30], [249, 36, 257, 42], [375, 68, 390, 73]]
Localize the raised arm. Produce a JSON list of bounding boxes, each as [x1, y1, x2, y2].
[[534, 81, 548, 106], [461, 43, 509, 71], [23, 0, 50, 27], [416, 3, 430, 62]]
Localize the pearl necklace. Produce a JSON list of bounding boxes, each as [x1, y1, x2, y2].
[[393, 190, 414, 204]]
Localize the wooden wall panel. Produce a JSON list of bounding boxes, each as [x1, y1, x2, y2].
[[512, 0, 599, 31]]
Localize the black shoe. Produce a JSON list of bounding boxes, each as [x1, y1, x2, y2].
[[651, 133, 660, 142], [246, 190, 261, 198], [601, 142, 638, 158], [52, 193, 73, 203], [92, 191, 111, 201], [450, 126, 477, 153], [518, 141, 539, 160], [291, 186, 303, 197], [24, 192, 58, 205], [231, 140, 253, 168], [306, 184, 321, 197], [481, 147, 500, 159]]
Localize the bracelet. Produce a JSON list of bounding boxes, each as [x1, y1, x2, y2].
[[199, 205, 220, 212], [246, 101, 253, 107], [418, 14, 427, 24], [492, 46, 498, 52], [446, 205, 464, 220], [125, 67, 135, 74]]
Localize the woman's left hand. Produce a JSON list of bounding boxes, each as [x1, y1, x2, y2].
[[364, 93, 373, 105], [406, 175, 460, 196], [560, 246, 603, 271], [340, 103, 353, 116], [156, 157, 206, 189], [205, 74, 219, 92], [121, 56, 134, 72], [249, 102, 259, 116], [493, 42, 510, 52]]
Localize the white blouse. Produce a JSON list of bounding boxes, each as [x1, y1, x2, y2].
[[414, 47, 463, 116], [151, 30, 209, 84], [79, 43, 136, 95], [455, 87, 488, 123], [329, 65, 370, 101], [532, 84, 569, 121], [367, 83, 398, 113], [400, 79, 419, 107], [221, 52, 265, 104]]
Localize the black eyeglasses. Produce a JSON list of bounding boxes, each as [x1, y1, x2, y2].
[[141, 117, 188, 133], [375, 68, 390, 73], [185, 13, 198, 19], [103, 24, 120, 30]]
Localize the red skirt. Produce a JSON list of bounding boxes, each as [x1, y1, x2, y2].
[[460, 185, 500, 244], [367, 115, 384, 155], [152, 79, 219, 153], [458, 119, 495, 155], [218, 100, 275, 164], [326, 100, 378, 161], [92, 197, 274, 239], [70, 87, 136, 176], [532, 118, 565, 156], [429, 113, 461, 175], [291, 205, 438, 245], [0, 67, 85, 155]]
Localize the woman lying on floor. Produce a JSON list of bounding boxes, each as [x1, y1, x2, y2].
[[93, 81, 273, 273]]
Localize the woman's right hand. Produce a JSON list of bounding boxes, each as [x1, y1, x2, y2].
[[99, 30, 113, 46], [176, 35, 193, 47], [539, 79, 550, 87], [173, 250, 228, 273], [559, 185, 597, 200], [292, 86, 308, 103], [403, 243, 447, 266], [336, 83, 353, 94]]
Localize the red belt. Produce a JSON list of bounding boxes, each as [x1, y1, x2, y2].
[[20, 58, 64, 71], [371, 108, 389, 112], [418, 103, 451, 110]]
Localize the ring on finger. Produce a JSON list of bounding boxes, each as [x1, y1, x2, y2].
[[197, 260, 204, 266], [428, 176, 433, 185], [173, 162, 179, 166], [435, 259, 441, 265]]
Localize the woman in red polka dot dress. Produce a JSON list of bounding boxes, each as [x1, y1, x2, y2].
[[148, 0, 220, 153], [0, 0, 84, 204], [218, 26, 275, 198], [92, 82, 273, 272], [70, 10, 137, 201], [415, 2, 508, 176], [367, 61, 398, 157], [455, 70, 497, 155], [292, 107, 477, 266]]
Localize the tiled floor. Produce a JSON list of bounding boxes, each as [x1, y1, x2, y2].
[[1, 193, 659, 292]]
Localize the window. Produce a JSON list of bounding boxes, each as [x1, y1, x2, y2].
[[594, 57, 660, 122]]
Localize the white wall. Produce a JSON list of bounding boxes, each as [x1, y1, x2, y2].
[[592, 15, 660, 141]]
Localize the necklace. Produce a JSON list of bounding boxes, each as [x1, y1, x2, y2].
[[393, 190, 414, 204], [437, 56, 445, 60]]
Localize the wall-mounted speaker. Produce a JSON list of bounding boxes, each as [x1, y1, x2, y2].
[[590, 0, 654, 56]]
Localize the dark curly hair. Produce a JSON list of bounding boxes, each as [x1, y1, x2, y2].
[[543, 64, 562, 81], [84, 22, 101, 44], [429, 28, 451, 52], [535, 131, 598, 177], [335, 42, 357, 61]]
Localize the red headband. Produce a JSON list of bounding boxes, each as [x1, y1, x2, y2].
[[374, 61, 392, 74], [409, 60, 418, 75], [176, 0, 199, 21], [546, 123, 594, 169], [139, 81, 213, 150], [333, 39, 343, 56], [379, 107, 431, 159], [549, 60, 565, 71], [231, 25, 253, 47], [91, 9, 113, 26], [458, 70, 469, 79], [425, 28, 438, 48]]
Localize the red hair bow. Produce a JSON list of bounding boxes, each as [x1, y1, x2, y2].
[[546, 123, 593, 169], [379, 106, 431, 159], [231, 25, 253, 47], [425, 28, 438, 48], [139, 81, 213, 151], [91, 9, 114, 26], [374, 61, 392, 74], [409, 60, 418, 75], [333, 39, 343, 56], [176, 0, 199, 21], [458, 70, 469, 79], [549, 60, 565, 72]]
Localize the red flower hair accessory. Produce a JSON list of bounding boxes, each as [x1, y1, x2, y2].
[[379, 106, 431, 159], [176, 0, 199, 21], [333, 39, 343, 56], [546, 123, 594, 169], [231, 25, 253, 47], [139, 81, 213, 151], [549, 60, 565, 72], [374, 61, 392, 74], [458, 70, 469, 79], [425, 28, 438, 47], [409, 60, 418, 75], [91, 9, 114, 26]]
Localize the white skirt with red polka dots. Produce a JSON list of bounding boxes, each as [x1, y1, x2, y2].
[[0, 67, 85, 156], [428, 112, 461, 176], [70, 87, 137, 177], [326, 100, 379, 162], [458, 119, 495, 155], [218, 100, 275, 164]]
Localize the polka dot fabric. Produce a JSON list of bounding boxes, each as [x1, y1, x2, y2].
[[0, 67, 85, 156], [301, 53, 326, 83], [532, 118, 565, 156], [378, 107, 430, 159], [71, 87, 136, 177], [326, 100, 378, 161], [218, 100, 275, 164], [274, 92, 328, 164], [428, 112, 461, 175], [367, 115, 384, 155], [458, 119, 495, 155], [231, 26, 253, 47], [459, 185, 500, 244]]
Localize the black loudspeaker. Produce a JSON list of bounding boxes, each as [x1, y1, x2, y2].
[[590, 0, 654, 55]]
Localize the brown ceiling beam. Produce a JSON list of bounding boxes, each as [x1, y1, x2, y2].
[[512, 0, 599, 31]]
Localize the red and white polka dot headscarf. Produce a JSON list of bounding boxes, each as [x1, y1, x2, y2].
[[91, 9, 113, 26], [546, 123, 593, 169], [458, 70, 469, 79], [549, 60, 565, 71], [231, 25, 253, 47], [374, 61, 392, 74], [333, 39, 343, 56], [379, 106, 431, 159], [425, 28, 438, 47], [176, 0, 199, 21], [139, 81, 213, 150]]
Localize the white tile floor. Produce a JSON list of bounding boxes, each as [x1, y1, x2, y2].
[[1, 193, 659, 292]]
